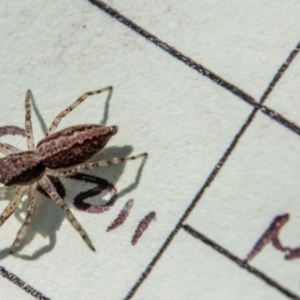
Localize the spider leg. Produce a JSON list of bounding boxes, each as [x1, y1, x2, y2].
[[0, 186, 26, 227], [39, 176, 95, 251], [46, 152, 148, 177], [47, 86, 112, 136], [37, 175, 66, 199], [1, 143, 21, 154], [10, 183, 37, 254], [25, 90, 35, 150], [0, 142, 15, 156]]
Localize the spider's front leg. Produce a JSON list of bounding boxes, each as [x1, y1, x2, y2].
[[47, 86, 112, 135]]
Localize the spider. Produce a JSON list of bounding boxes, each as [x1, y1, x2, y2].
[[0, 87, 147, 254]]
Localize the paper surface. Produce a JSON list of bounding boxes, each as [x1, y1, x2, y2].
[[0, 1, 300, 299]]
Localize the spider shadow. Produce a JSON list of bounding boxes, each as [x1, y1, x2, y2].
[[0, 144, 147, 260]]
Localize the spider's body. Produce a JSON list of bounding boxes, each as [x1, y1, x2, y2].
[[37, 124, 118, 169], [0, 87, 147, 254], [0, 124, 118, 186], [0, 151, 45, 186]]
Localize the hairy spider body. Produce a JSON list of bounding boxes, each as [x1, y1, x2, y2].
[[0, 151, 45, 186], [0, 124, 117, 185], [37, 124, 118, 169], [0, 87, 147, 254]]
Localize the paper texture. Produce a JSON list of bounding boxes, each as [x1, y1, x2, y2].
[[0, 1, 300, 299]]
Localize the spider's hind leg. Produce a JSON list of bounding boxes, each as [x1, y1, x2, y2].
[[47, 152, 148, 177], [37, 175, 66, 199], [10, 183, 37, 254], [0, 186, 26, 227], [39, 176, 95, 251]]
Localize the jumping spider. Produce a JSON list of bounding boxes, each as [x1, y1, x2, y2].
[[0, 87, 147, 254]]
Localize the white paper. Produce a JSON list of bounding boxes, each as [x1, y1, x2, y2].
[[1, 1, 300, 299]]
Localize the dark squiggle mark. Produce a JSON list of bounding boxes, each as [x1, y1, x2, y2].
[[69, 173, 117, 213], [131, 211, 156, 246], [245, 214, 300, 262], [285, 247, 300, 260], [107, 199, 134, 232], [245, 214, 289, 262], [0, 126, 26, 137], [0, 265, 50, 300], [37, 173, 117, 213], [0, 126, 25, 153]]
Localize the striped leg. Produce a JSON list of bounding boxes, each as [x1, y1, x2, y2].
[[10, 183, 37, 254], [0, 142, 16, 156], [47, 86, 113, 136], [0, 186, 26, 227], [46, 153, 148, 177], [25, 90, 35, 150], [39, 176, 95, 251]]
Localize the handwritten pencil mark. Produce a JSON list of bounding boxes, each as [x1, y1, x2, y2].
[[69, 173, 117, 213], [285, 248, 300, 260], [131, 211, 156, 246], [245, 214, 300, 262], [245, 214, 289, 262], [0, 126, 26, 138], [107, 199, 134, 232]]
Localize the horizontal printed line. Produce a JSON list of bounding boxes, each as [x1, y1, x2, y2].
[[182, 224, 300, 300], [0, 265, 50, 300], [89, 0, 300, 144]]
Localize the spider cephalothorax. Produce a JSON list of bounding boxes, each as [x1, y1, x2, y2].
[[0, 87, 147, 254]]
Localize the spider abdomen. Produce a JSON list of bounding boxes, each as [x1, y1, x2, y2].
[[0, 151, 45, 186], [37, 124, 117, 169]]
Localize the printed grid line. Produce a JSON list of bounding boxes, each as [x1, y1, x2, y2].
[[82, 2, 300, 299], [181, 225, 300, 300], [1, 1, 300, 299], [0, 266, 50, 300], [89, 0, 300, 142]]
